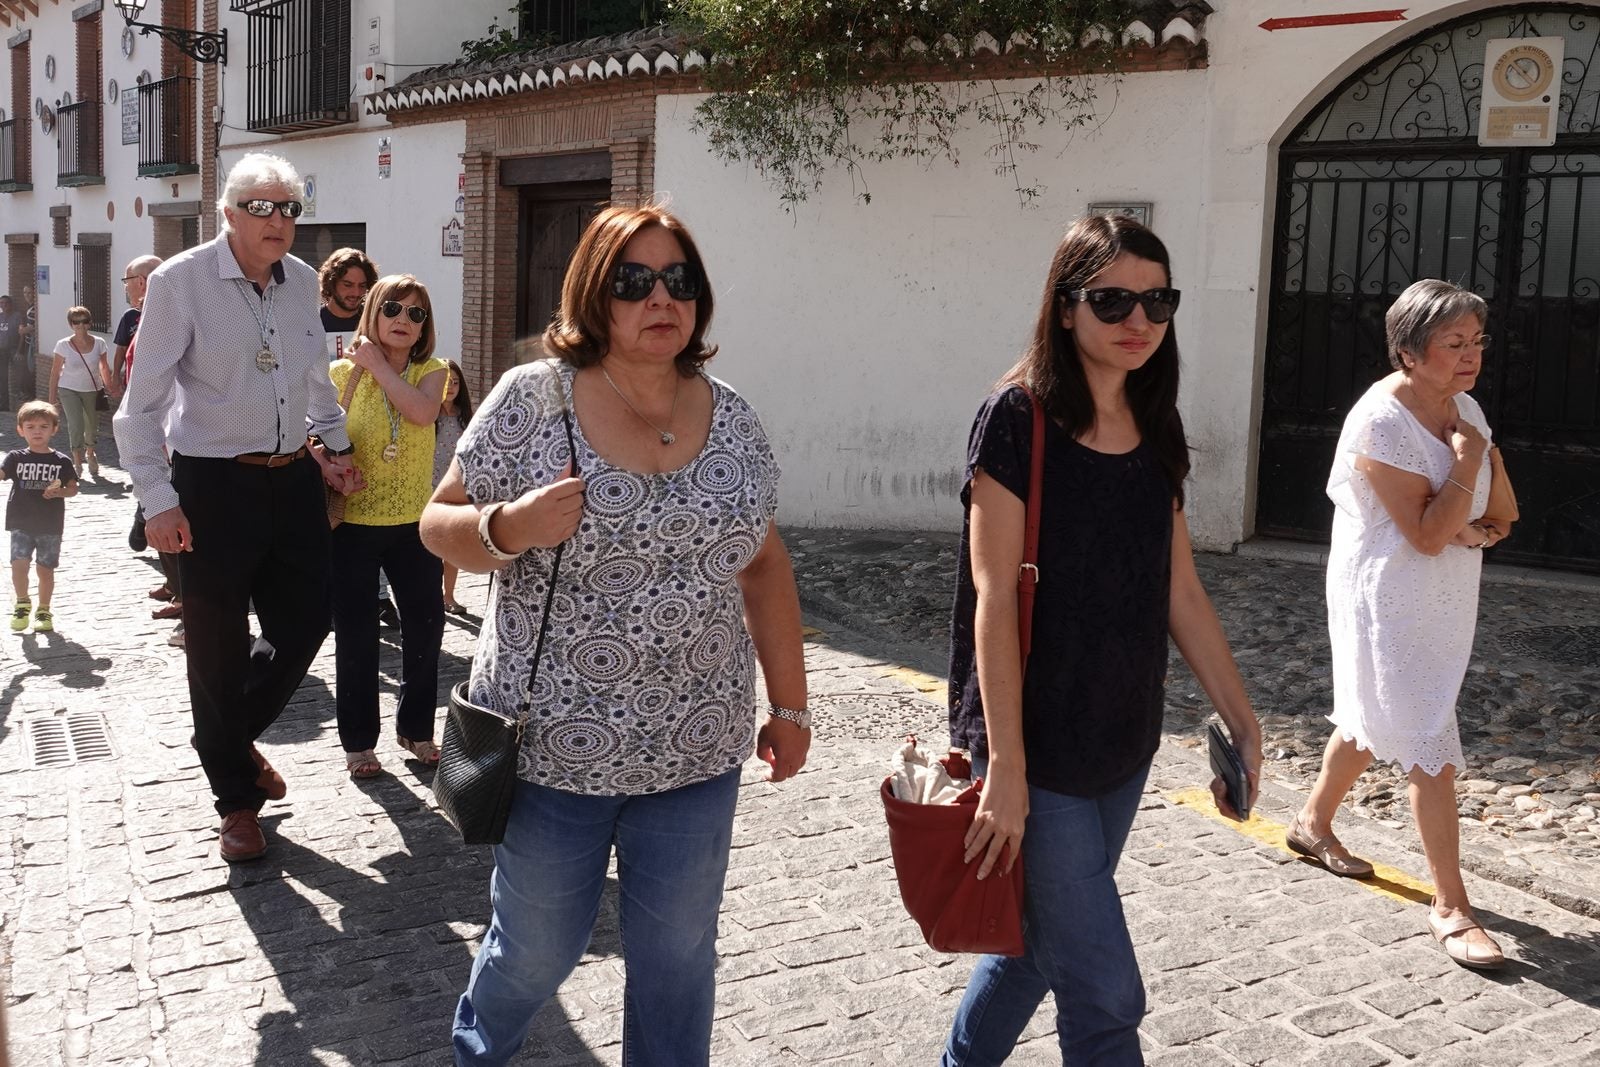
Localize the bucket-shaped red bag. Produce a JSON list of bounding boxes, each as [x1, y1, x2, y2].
[[880, 750, 1025, 956]]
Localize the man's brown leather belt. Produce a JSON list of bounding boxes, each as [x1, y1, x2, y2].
[[234, 445, 308, 468]]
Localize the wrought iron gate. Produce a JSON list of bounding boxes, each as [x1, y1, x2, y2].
[[1259, 6, 1600, 572]]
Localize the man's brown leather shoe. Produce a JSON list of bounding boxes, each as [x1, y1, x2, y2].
[[219, 811, 267, 863], [250, 745, 287, 801]]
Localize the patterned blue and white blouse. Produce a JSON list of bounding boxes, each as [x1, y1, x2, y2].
[[456, 359, 780, 795]]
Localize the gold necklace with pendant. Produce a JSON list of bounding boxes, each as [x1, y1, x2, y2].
[[379, 361, 409, 462]]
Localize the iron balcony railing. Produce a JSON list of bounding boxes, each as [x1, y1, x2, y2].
[[138, 76, 199, 177], [0, 117, 30, 190], [57, 99, 103, 186], [244, 0, 352, 133]]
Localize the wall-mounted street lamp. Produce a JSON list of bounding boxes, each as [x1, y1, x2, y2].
[[113, 0, 228, 65]]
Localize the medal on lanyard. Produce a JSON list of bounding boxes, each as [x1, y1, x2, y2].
[[237, 281, 278, 374]]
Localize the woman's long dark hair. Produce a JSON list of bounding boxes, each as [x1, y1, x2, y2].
[[1002, 214, 1191, 506], [441, 359, 473, 429]]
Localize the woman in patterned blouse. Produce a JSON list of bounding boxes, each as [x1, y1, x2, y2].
[[326, 274, 450, 778], [422, 204, 809, 1067]]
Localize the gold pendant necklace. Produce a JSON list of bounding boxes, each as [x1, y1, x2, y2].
[[600, 363, 681, 445]]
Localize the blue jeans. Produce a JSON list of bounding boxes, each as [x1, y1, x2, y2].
[[453, 767, 742, 1067], [942, 758, 1152, 1066]]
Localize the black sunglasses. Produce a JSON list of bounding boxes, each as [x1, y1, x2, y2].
[[236, 199, 305, 219], [611, 261, 702, 302], [380, 300, 429, 324], [1063, 286, 1182, 325]]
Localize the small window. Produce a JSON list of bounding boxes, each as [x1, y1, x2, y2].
[[74, 244, 112, 333], [290, 223, 367, 272]]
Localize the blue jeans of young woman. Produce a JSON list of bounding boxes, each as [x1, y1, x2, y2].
[[942, 758, 1152, 1066], [453, 766, 742, 1067]]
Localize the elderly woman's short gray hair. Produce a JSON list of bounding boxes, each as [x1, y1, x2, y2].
[[217, 152, 302, 231], [1385, 279, 1488, 370]]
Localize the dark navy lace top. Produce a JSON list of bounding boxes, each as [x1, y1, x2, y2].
[[948, 385, 1175, 797]]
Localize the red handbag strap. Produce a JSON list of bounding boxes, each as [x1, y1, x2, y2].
[[1016, 385, 1045, 670]]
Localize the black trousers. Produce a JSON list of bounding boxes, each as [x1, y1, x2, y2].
[[0, 346, 16, 410], [330, 520, 444, 752], [173, 452, 331, 817]]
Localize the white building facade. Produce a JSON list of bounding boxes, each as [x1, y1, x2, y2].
[[0, 0, 501, 388], [366, 0, 1600, 572], [7, 1, 1596, 572]]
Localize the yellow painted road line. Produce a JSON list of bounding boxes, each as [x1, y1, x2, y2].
[[1167, 788, 1434, 906], [879, 665, 945, 696]]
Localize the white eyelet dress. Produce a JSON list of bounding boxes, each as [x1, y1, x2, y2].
[[454, 360, 780, 796], [1324, 384, 1493, 776]]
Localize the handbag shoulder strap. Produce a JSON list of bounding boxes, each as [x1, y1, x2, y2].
[[515, 390, 579, 722], [71, 339, 101, 386], [337, 363, 364, 409], [1015, 384, 1045, 672]]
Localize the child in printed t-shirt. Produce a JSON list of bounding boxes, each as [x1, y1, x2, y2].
[[4, 401, 79, 632]]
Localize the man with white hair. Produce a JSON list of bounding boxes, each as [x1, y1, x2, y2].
[[113, 152, 363, 863]]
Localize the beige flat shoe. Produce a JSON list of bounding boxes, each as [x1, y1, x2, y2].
[[1428, 904, 1505, 970], [1286, 816, 1375, 878]]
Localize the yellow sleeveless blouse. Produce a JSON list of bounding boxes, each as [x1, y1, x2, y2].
[[330, 356, 448, 525]]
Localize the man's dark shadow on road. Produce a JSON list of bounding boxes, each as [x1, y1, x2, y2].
[[232, 784, 619, 1065], [232, 664, 619, 1065]]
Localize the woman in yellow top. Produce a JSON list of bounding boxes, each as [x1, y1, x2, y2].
[[328, 274, 449, 778]]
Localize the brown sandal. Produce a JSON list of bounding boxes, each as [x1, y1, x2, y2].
[[1286, 816, 1375, 878], [1428, 903, 1505, 970]]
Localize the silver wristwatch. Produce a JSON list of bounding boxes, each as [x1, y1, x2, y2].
[[477, 501, 519, 562], [768, 703, 812, 730]]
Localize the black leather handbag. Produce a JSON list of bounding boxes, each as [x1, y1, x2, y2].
[[434, 401, 574, 845]]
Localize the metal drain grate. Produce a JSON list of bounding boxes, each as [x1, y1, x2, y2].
[[1500, 625, 1600, 667], [22, 710, 116, 768]]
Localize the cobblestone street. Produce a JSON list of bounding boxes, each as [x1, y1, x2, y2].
[[2, 425, 1599, 1065]]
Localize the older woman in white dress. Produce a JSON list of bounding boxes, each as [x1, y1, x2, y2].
[[1290, 279, 1511, 970]]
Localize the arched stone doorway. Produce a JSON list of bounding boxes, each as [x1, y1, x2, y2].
[[1257, 5, 1600, 572]]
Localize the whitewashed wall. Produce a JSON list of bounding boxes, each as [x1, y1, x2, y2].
[[212, 0, 496, 369], [217, 120, 469, 369], [654, 73, 1209, 535], [653, 0, 1495, 547], [2, 8, 203, 361]]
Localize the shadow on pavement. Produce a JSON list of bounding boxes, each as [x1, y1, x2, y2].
[[1472, 909, 1600, 1008]]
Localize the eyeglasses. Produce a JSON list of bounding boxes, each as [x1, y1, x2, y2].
[[235, 199, 305, 219], [611, 261, 702, 302], [1063, 286, 1182, 325], [1434, 334, 1490, 352], [380, 301, 429, 324]]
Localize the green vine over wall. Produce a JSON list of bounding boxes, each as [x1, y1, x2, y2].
[[671, 0, 1147, 208]]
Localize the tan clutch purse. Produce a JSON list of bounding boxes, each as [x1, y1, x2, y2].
[[1483, 446, 1518, 525]]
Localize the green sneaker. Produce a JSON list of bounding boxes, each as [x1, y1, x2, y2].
[[10, 601, 29, 632], [32, 607, 53, 633]]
